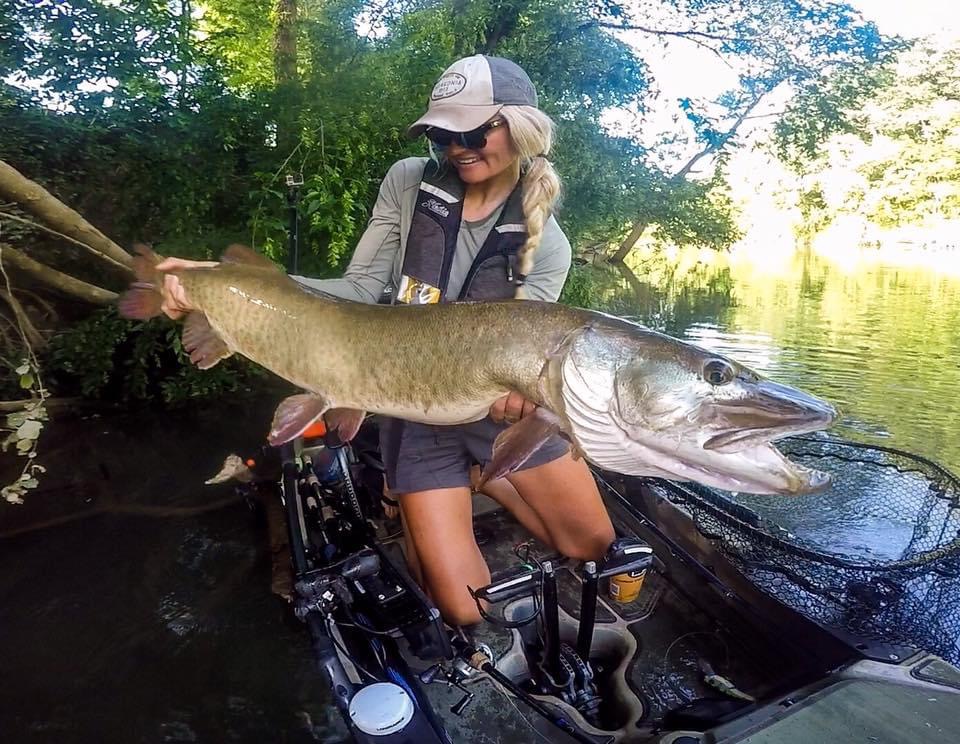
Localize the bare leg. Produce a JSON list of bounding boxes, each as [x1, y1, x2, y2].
[[507, 453, 615, 561], [469, 465, 556, 549], [399, 486, 491, 626], [398, 501, 424, 588]]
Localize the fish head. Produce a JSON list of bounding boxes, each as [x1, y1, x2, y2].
[[557, 322, 838, 495]]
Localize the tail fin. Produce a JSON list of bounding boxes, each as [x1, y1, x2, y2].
[[117, 243, 164, 320]]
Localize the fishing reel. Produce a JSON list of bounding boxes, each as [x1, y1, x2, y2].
[[293, 551, 382, 619]]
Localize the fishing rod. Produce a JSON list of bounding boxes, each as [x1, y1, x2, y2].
[[285, 172, 304, 274]]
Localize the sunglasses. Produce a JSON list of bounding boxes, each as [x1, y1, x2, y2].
[[425, 118, 506, 150]]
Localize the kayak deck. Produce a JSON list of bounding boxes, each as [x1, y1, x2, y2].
[[379, 491, 787, 741]]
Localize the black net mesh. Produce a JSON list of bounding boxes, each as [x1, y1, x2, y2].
[[648, 436, 960, 665]]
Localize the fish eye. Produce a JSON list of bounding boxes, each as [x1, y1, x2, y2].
[[703, 359, 735, 386]]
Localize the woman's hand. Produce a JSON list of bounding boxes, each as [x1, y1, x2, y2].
[[381, 485, 400, 520], [489, 391, 537, 424], [154, 257, 217, 320]]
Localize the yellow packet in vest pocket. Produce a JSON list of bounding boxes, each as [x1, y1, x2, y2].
[[398, 275, 442, 305]]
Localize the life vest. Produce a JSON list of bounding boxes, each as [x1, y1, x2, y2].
[[396, 160, 527, 303]]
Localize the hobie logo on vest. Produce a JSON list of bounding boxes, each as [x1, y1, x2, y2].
[[421, 198, 450, 218], [431, 73, 467, 100]]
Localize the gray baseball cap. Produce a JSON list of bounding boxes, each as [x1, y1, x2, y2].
[[407, 55, 538, 137]]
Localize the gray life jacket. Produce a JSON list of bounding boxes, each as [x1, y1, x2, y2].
[[396, 160, 528, 304]]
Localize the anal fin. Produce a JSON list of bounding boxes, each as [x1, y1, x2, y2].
[[478, 408, 562, 487]]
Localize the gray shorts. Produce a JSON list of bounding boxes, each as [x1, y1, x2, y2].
[[379, 416, 569, 494]]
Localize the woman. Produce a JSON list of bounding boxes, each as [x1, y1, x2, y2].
[[157, 55, 615, 626]]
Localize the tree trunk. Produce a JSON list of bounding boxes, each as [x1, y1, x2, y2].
[[450, 1, 471, 58], [0, 244, 119, 305], [274, 0, 300, 158], [0, 287, 46, 349], [0, 160, 133, 272], [178, 0, 192, 108], [609, 220, 650, 263], [480, 1, 523, 55]]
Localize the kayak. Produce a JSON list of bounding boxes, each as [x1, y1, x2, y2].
[[229, 419, 960, 743]]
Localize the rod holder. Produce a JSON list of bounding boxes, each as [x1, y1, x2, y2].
[[541, 561, 563, 681], [576, 560, 599, 662]]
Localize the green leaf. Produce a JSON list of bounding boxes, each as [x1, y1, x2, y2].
[[16, 419, 42, 440]]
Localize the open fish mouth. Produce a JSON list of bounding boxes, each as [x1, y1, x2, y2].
[[702, 380, 839, 454], [728, 441, 833, 494], [562, 385, 835, 494], [591, 426, 833, 495]]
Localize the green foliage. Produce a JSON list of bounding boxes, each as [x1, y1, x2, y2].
[[773, 40, 960, 233], [44, 308, 265, 406], [3, 0, 896, 266], [559, 262, 604, 308]]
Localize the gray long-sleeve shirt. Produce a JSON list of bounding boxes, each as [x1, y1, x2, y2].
[[294, 157, 571, 303]]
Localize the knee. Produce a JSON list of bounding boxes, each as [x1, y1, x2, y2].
[[432, 589, 483, 627], [555, 525, 616, 563]]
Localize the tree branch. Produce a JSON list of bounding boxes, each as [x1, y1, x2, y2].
[[0, 160, 133, 273], [595, 21, 740, 44], [0, 288, 45, 349], [0, 210, 131, 272], [609, 91, 770, 263], [674, 91, 766, 179], [0, 243, 118, 305]]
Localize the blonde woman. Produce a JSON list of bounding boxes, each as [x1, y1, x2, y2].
[[157, 55, 615, 627]]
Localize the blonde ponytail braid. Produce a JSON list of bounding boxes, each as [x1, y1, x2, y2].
[[500, 107, 562, 299]]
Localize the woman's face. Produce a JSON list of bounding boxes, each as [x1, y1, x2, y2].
[[445, 118, 519, 185]]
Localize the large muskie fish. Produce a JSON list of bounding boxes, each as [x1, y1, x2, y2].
[[119, 245, 837, 495]]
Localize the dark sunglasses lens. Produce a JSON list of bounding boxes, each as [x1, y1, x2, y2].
[[427, 128, 455, 147], [460, 128, 488, 149], [426, 124, 489, 149]]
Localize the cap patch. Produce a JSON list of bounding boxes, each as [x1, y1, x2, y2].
[[432, 73, 467, 100]]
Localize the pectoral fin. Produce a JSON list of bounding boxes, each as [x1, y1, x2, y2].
[[478, 408, 562, 487], [182, 312, 233, 369], [324, 408, 366, 442], [269, 393, 329, 445]]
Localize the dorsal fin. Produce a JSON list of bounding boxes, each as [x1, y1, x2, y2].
[[220, 244, 281, 271]]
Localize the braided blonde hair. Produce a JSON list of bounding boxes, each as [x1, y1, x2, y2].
[[499, 106, 562, 299]]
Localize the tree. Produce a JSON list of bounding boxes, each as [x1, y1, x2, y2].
[[0, 0, 899, 399], [598, 0, 900, 260], [772, 40, 960, 238]]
